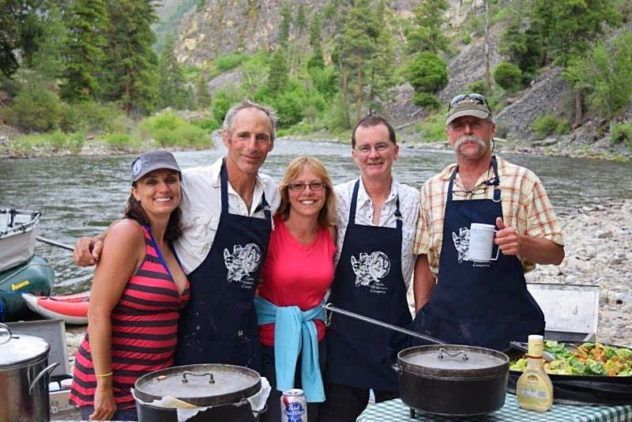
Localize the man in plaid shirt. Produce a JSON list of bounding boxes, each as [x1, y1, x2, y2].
[[412, 93, 565, 350]]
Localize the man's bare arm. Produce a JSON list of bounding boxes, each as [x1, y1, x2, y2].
[[413, 254, 436, 312]]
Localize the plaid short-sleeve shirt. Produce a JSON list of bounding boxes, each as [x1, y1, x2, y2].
[[413, 155, 564, 276]]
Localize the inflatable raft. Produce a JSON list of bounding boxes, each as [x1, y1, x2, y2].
[[22, 291, 89, 325], [0, 255, 54, 321]]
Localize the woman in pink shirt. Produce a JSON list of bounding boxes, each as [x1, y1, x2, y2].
[[255, 156, 337, 422]]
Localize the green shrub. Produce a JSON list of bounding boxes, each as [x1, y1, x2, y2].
[[67, 131, 86, 153], [104, 132, 135, 150], [418, 113, 447, 143], [192, 117, 221, 132], [555, 121, 571, 136], [406, 52, 448, 93], [611, 123, 632, 149], [493, 61, 522, 92], [48, 130, 68, 150], [215, 53, 246, 72], [139, 112, 211, 148], [59, 101, 126, 133], [4, 87, 63, 132], [467, 80, 490, 97], [412, 92, 441, 110], [532, 114, 567, 139], [211, 91, 233, 124]]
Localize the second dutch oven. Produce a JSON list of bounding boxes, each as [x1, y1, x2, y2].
[[396, 344, 509, 417]]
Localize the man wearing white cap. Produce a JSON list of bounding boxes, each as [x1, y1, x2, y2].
[[411, 93, 565, 351]]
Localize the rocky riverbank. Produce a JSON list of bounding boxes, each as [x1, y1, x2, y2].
[[526, 199, 632, 348], [63, 200, 632, 366]]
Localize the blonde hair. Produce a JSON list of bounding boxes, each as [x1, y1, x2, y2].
[[276, 156, 337, 228]]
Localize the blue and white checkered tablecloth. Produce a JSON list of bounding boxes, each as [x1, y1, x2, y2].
[[357, 394, 632, 422]]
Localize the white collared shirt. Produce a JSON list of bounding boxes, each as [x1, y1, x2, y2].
[[174, 157, 279, 274], [334, 178, 420, 289]]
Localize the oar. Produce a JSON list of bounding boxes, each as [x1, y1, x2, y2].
[[36, 236, 74, 252]]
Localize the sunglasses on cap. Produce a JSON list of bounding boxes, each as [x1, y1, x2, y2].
[[448, 93, 491, 111]]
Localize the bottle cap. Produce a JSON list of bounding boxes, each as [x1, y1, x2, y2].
[[527, 334, 544, 357]]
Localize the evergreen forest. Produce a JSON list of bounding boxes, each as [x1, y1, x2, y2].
[[1, 0, 631, 154]]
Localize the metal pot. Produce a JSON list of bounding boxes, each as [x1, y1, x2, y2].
[[323, 303, 510, 416], [0, 323, 59, 422], [396, 345, 509, 416], [133, 363, 263, 422]]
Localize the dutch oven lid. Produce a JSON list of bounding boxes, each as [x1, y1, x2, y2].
[[399, 344, 509, 378], [0, 324, 50, 370], [134, 364, 262, 407]]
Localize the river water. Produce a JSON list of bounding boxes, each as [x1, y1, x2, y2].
[[1, 139, 631, 293]]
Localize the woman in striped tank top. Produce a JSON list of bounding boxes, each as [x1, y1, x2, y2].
[[70, 151, 190, 421]]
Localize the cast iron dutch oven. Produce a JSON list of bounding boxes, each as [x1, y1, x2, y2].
[[324, 304, 510, 417], [395, 344, 509, 416], [133, 363, 262, 422]]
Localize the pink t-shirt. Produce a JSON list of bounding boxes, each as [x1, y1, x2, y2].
[[258, 216, 336, 346]]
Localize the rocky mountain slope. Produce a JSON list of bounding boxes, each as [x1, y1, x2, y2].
[[161, 1, 632, 157]]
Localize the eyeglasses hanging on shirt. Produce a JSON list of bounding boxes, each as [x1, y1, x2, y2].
[[452, 174, 500, 199]]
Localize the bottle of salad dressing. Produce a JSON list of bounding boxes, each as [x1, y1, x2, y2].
[[516, 334, 554, 412]]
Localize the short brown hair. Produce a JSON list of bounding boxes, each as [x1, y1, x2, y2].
[[276, 156, 337, 228], [351, 115, 396, 148]]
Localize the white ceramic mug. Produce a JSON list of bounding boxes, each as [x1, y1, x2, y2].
[[467, 223, 499, 262]]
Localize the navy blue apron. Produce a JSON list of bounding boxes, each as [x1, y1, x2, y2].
[[175, 160, 272, 370], [413, 156, 544, 350], [326, 181, 411, 392]]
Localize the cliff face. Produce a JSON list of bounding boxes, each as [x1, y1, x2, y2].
[[169, 1, 627, 149], [171, 0, 419, 65]]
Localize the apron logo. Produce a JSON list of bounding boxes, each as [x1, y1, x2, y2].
[[351, 251, 391, 287], [452, 227, 491, 267], [452, 227, 470, 263], [223, 243, 262, 285]]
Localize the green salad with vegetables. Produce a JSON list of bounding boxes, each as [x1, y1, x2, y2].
[[510, 341, 632, 376]]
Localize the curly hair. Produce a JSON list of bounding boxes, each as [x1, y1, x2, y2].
[[276, 156, 337, 228]]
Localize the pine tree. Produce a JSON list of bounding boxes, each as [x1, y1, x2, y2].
[[366, 0, 396, 114], [267, 48, 289, 93], [296, 4, 307, 36], [278, 2, 292, 47], [60, 0, 108, 101], [407, 0, 449, 54], [29, 4, 66, 81], [157, 36, 188, 110], [333, 0, 389, 124], [196, 74, 211, 109], [102, 0, 159, 115]]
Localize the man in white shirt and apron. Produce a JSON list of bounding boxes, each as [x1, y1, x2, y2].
[[320, 116, 419, 421], [73, 101, 280, 372]]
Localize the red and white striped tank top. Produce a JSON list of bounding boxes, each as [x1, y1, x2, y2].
[[70, 225, 190, 409]]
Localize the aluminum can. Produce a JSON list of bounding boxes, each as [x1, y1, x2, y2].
[[281, 388, 307, 422]]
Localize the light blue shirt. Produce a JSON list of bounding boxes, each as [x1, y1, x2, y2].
[[254, 296, 325, 402]]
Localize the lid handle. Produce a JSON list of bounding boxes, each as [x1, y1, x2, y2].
[[181, 371, 215, 384], [0, 323, 12, 345], [437, 348, 469, 361]]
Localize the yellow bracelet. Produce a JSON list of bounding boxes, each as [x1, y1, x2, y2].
[[95, 371, 113, 378]]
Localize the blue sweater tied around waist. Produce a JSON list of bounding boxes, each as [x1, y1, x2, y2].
[[254, 296, 325, 402]]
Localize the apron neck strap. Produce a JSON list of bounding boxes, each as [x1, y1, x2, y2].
[[448, 155, 501, 202], [220, 158, 230, 214], [220, 158, 272, 220], [349, 179, 402, 229]]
